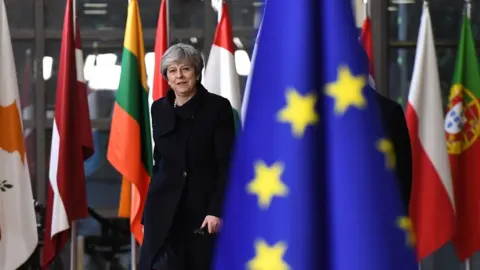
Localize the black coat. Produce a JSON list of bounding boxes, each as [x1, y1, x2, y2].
[[139, 85, 235, 270], [375, 91, 413, 211]]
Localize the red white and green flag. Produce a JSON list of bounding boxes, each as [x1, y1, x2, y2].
[[204, 2, 242, 132]]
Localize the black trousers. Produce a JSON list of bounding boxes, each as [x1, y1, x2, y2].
[[151, 233, 215, 270], [151, 197, 215, 270]]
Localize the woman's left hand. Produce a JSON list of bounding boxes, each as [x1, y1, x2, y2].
[[201, 215, 222, 234]]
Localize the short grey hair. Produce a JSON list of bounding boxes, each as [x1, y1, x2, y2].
[[160, 43, 204, 80]]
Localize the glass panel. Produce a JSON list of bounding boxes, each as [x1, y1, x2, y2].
[[24, 127, 36, 194], [46, 0, 128, 30], [4, 0, 34, 29], [11, 41, 36, 182], [139, 0, 164, 29], [45, 41, 126, 119], [11, 41, 35, 122], [389, 48, 456, 108], [169, 0, 204, 29], [389, 0, 464, 41], [226, 0, 264, 29]]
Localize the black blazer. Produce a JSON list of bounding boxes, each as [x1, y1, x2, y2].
[[139, 85, 235, 270], [375, 91, 413, 211]]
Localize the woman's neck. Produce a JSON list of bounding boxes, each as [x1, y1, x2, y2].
[[175, 90, 196, 107]]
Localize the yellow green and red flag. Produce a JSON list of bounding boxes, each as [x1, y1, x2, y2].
[[107, 0, 152, 244]]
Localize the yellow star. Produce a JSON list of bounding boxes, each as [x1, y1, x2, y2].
[[247, 239, 291, 270], [277, 88, 319, 138], [325, 66, 367, 114], [397, 216, 416, 247], [376, 138, 396, 170], [246, 161, 289, 209]]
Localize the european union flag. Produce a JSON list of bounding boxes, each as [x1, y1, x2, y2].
[[214, 0, 417, 269]]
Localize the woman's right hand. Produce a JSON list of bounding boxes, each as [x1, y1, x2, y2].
[[201, 215, 222, 234]]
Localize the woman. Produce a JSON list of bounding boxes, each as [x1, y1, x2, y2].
[[139, 43, 236, 270]]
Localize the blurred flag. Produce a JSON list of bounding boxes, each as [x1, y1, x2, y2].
[[240, 13, 263, 126], [213, 0, 417, 269], [359, 16, 375, 88], [406, 3, 455, 261], [204, 2, 242, 132], [0, 0, 38, 268], [445, 13, 480, 260], [42, 0, 94, 267], [151, 0, 168, 102], [107, 0, 152, 244]]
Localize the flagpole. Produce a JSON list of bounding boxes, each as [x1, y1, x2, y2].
[[166, 0, 170, 44], [363, 0, 368, 19], [131, 234, 137, 270], [415, 4, 428, 270], [124, 1, 138, 266], [70, 0, 79, 269], [70, 222, 78, 270], [464, 2, 471, 269], [212, 0, 222, 22], [131, 187, 138, 270]]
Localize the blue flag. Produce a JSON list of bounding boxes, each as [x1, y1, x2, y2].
[[213, 0, 417, 269], [240, 1, 264, 126]]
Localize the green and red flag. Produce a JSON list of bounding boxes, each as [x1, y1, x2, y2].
[[107, 0, 152, 245], [445, 13, 480, 260]]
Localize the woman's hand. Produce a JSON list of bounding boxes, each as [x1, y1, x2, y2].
[[201, 215, 222, 234]]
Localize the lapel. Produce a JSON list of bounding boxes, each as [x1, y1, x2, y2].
[[153, 83, 208, 136]]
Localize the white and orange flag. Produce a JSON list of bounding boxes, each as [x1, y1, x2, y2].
[[0, 0, 38, 269], [406, 3, 455, 261]]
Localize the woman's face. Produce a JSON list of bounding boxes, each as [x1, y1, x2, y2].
[[166, 61, 197, 96]]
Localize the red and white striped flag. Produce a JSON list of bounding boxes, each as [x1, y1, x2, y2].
[[406, 4, 455, 261], [42, 0, 94, 267]]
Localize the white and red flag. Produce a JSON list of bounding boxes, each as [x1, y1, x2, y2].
[[406, 4, 455, 261], [42, 0, 94, 267]]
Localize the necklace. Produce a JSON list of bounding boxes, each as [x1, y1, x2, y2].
[[174, 95, 193, 108]]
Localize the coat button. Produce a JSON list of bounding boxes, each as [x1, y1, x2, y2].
[[183, 171, 187, 177]]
